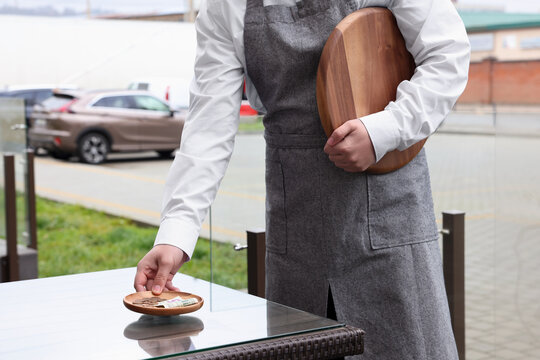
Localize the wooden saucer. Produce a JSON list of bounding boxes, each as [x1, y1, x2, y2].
[[123, 291, 204, 316]]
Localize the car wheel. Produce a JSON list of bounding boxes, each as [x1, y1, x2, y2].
[[50, 149, 71, 160], [157, 149, 175, 158], [78, 132, 109, 164]]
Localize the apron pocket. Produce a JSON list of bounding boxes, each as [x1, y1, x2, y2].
[[367, 149, 439, 250], [265, 147, 288, 254]]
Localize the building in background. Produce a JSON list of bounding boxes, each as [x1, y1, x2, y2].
[[458, 11, 540, 105]]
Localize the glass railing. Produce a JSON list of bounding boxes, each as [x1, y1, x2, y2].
[[493, 106, 539, 359], [0, 98, 30, 247], [207, 123, 266, 311]]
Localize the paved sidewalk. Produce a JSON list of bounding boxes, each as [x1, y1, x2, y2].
[[427, 129, 540, 360]]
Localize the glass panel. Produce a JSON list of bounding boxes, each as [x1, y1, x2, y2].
[[209, 127, 266, 311], [432, 108, 497, 358], [434, 105, 540, 357], [0, 98, 29, 246], [0, 98, 26, 153], [493, 107, 540, 358]]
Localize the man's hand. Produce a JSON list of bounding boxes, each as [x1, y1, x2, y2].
[[323, 119, 376, 172], [134, 244, 187, 295]]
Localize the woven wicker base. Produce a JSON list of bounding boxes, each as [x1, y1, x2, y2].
[[173, 325, 364, 360]]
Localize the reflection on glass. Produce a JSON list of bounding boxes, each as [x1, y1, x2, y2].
[[121, 280, 340, 358], [0, 98, 26, 153], [265, 302, 342, 337], [124, 315, 204, 357]]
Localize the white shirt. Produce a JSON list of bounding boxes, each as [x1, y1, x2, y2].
[[154, 0, 471, 259]]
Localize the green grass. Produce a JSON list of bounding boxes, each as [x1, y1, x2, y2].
[[36, 197, 247, 289], [238, 116, 264, 133]]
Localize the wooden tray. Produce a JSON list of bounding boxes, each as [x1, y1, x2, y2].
[[123, 291, 204, 316], [317, 8, 425, 174]]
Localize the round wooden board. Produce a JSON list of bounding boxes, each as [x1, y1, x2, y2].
[[317, 8, 426, 174], [123, 291, 204, 316]]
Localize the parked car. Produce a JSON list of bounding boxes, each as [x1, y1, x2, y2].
[[28, 89, 185, 164], [0, 84, 77, 122]]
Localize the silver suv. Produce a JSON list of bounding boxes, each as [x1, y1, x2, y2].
[[29, 89, 185, 164]]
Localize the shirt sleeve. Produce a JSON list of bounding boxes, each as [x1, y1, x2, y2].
[[360, 0, 471, 162], [154, 0, 245, 259]]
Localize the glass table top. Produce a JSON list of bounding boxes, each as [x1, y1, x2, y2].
[[0, 268, 342, 359]]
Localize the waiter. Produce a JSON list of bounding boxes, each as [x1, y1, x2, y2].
[[135, 0, 470, 358]]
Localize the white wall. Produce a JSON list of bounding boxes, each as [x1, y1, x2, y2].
[[0, 15, 197, 90]]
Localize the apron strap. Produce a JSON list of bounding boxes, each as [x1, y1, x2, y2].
[[264, 131, 327, 149]]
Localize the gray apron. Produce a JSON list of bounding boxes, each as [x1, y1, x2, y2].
[[244, 0, 458, 358]]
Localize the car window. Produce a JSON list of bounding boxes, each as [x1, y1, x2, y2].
[[34, 90, 53, 103], [41, 95, 76, 110], [93, 96, 135, 109], [132, 95, 169, 112]]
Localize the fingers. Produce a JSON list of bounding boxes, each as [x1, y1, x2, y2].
[[151, 260, 174, 295], [146, 279, 155, 293], [165, 279, 180, 292], [134, 269, 149, 292], [324, 121, 354, 150], [328, 153, 349, 167], [324, 119, 376, 172], [134, 245, 186, 294]]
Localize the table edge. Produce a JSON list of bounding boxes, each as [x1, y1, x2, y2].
[[171, 325, 365, 360]]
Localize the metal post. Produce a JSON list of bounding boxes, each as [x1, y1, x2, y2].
[[4, 154, 19, 281], [246, 230, 266, 298], [25, 149, 37, 250], [442, 211, 465, 360]]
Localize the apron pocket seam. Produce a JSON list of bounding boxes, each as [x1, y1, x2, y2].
[[370, 233, 439, 250], [265, 148, 288, 254], [366, 149, 439, 251]]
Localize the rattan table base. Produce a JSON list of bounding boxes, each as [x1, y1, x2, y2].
[[173, 325, 364, 360]]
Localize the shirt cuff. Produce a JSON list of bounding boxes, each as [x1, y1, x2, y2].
[[359, 110, 400, 162], [154, 218, 200, 261]]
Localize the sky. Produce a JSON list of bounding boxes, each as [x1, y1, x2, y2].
[[0, 0, 196, 14], [0, 0, 538, 14]]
